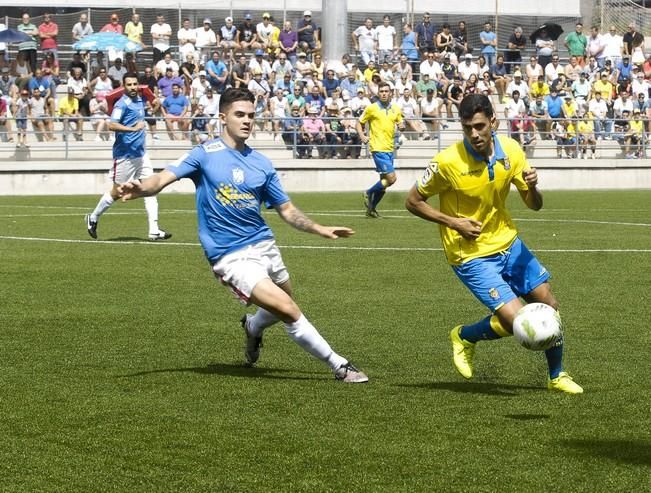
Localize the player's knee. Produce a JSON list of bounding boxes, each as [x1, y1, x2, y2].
[[382, 173, 397, 186]]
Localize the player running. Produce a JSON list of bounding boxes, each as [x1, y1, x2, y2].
[[356, 82, 406, 218], [85, 72, 171, 241], [405, 94, 583, 394], [117, 87, 368, 383]]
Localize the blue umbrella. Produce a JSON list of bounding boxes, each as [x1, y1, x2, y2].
[[72, 32, 142, 52], [0, 28, 32, 44]]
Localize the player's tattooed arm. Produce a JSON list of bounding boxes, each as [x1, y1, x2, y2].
[[276, 201, 354, 239]]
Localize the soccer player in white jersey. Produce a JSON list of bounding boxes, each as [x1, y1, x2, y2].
[[85, 73, 171, 240], [118, 87, 368, 383]]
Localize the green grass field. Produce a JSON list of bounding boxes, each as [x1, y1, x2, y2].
[[0, 190, 650, 492]]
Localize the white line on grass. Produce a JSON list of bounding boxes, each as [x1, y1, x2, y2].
[[1, 235, 650, 253]]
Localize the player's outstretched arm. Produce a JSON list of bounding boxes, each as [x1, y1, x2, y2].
[[118, 169, 178, 201], [275, 201, 354, 239]]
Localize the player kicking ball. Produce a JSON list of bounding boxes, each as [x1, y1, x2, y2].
[[118, 87, 368, 383], [405, 94, 582, 394], [85, 72, 171, 241]]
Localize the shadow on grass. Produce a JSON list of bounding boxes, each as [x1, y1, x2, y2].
[[121, 362, 322, 381], [399, 381, 544, 396], [107, 236, 149, 242], [560, 438, 651, 466], [505, 413, 551, 421]]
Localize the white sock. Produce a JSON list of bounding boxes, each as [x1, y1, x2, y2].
[[248, 307, 279, 337], [284, 315, 347, 370], [90, 192, 114, 222], [144, 196, 159, 235]]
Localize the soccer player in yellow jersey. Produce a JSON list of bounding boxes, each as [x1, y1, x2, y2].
[[356, 82, 406, 217], [405, 94, 583, 394]]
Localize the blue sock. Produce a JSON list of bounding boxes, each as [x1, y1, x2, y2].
[[367, 181, 386, 209], [371, 190, 386, 209], [460, 315, 501, 343], [545, 337, 564, 379]]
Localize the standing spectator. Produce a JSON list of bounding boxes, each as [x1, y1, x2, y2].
[[505, 27, 526, 74], [38, 13, 59, 60], [564, 23, 587, 66], [71, 13, 93, 42], [205, 51, 228, 93], [0, 91, 13, 143], [415, 12, 435, 58], [479, 22, 497, 68], [101, 13, 123, 34], [534, 29, 555, 69], [17, 13, 39, 73], [279, 21, 299, 64], [219, 17, 239, 58], [400, 24, 419, 75], [352, 18, 377, 68], [256, 13, 274, 52], [297, 10, 319, 58], [603, 26, 623, 66], [195, 19, 217, 65], [150, 14, 172, 65], [237, 14, 259, 52], [177, 19, 197, 63], [453, 21, 469, 59], [0, 20, 7, 69], [622, 23, 639, 57], [376, 15, 397, 63], [162, 83, 190, 140], [125, 13, 144, 48], [155, 52, 179, 79], [107, 58, 127, 88], [587, 26, 606, 69]]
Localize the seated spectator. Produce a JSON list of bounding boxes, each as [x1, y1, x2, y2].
[[564, 56, 582, 83], [328, 53, 354, 79], [198, 87, 220, 135], [0, 95, 12, 143], [304, 85, 326, 116], [490, 55, 510, 102], [529, 94, 550, 140], [274, 73, 295, 96], [191, 71, 210, 105], [394, 73, 413, 97], [340, 106, 361, 158], [195, 18, 217, 64], [144, 99, 161, 140], [231, 54, 251, 89], [107, 58, 127, 88], [89, 51, 106, 79], [613, 90, 633, 118], [324, 104, 344, 158], [282, 101, 307, 152], [205, 52, 228, 93], [158, 68, 184, 99], [588, 91, 610, 139], [41, 52, 60, 87], [139, 66, 157, 92], [616, 56, 634, 84], [270, 87, 289, 138], [190, 104, 211, 144], [458, 54, 479, 81], [544, 54, 565, 86], [392, 54, 413, 82], [237, 14, 260, 53], [415, 73, 437, 100], [477, 55, 490, 79], [551, 118, 576, 158], [181, 53, 199, 93], [322, 69, 340, 97], [631, 71, 649, 100], [67, 52, 86, 78], [624, 108, 645, 158], [89, 67, 113, 96], [58, 86, 83, 141], [350, 87, 371, 116], [287, 84, 306, 113], [420, 88, 443, 136], [509, 111, 536, 152], [464, 73, 479, 96], [340, 71, 364, 97], [253, 90, 271, 133], [561, 94, 578, 119], [27, 68, 52, 99], [311, 54, 326, 82], [11, 51, 32, 90], [397, 87, 430, 140], [279, 21, 299, 64], [506, 71, 529, 104], [67, 67, 90, 116], [256, 13, 275, 52], [297, 10, 319, 56], [248, 69, 271, 98], [576, 109, 597, 159], [571, 70, 591, 104], [525, 55, 543, 84], [301, 105, 326, 157], [29, 87, 53, 141], [325, 87, 345, 110], [89, 92, 110, 141], [155, 52, 179, 79], [505, 89, 527, 120], [294, 52, 313, 80], [219, 17, 238, 58], [477, 71, 497, 103], [446, 76, 464, 119], [379, 61, 395, 85], [250, 49, 274, 80], [13, 89, 30, 147], [162, 83, 190, 140], [272, 53, 294, 84], [530, 75, 550, 99]]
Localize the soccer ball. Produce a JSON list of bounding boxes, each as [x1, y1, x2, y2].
[[512, 303, 563, 351]]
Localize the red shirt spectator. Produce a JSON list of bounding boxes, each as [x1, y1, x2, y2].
[[101, 14, 123, 34], [39, 14, 59, 53]]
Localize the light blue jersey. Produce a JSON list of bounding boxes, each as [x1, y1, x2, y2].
[[111, 94, 146, 160], [166, 139, 290, 262]]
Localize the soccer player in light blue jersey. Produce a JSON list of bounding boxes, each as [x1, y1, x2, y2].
[[85, 72, 171, 241], [118, 87, 368, 383]]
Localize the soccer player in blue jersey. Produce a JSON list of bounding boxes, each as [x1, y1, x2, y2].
[[405, 94, 583, 394], [118, 87, 368, 383], [356, 82, 406, 218], [85, 72, 171, 241]]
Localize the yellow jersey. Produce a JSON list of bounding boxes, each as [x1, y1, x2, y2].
[[629, 119, 644, 134], [417, 134, 530, 265], [530, 82, 550, 98], [359, 101, 403, 152], [57, 96, 79, 116]]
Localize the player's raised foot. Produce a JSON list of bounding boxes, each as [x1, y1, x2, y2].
[[334, 362, 369, 383], [241, 314, 263, 366], [148, 230, 172, 241], [450, 325, 475, 379], [547, 372, 584, 394], [85, 214, 98, 239]]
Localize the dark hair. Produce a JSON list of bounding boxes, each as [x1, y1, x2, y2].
[[459, 94, 494, 120], [123, 71, 139, 83], [219, 87, 255, 113], [377, 81, 392, 91]]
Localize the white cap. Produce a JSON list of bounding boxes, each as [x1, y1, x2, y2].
[[303, 10, 312, 16], [225, 16, 233, 23], [199, 70, 206, 76]]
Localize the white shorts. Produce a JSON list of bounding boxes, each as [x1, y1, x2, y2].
[[110, 154, 153, 184], [211, 239, 289, 305]]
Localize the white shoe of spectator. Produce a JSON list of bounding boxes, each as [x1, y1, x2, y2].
[[94, 135, 102, 142]]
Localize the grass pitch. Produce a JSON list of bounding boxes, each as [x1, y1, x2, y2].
[[0, 190, 650, 492]]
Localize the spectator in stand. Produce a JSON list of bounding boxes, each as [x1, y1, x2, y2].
[[616, 56, 634, 85], [477, 71, 497, 99], [415, 12, 436, 58], [530, 94, 550, 140], [565, 56, 583, 85], [190, 104, 211, 143], [363, 60, 378, 83], [325, 87, 344, 109], [622, 23, 638, 57], [545, 87, 563, 123], [339, 71, 363, 99], [181, 53, 198, 90], [297, 10, 319, 58], [302, 105, 326, 157], [458, 54, 479, 81], [294, 52, 312, 81], [58, 87, 83, 141], [392, 53, 413, 82], [534, 29, 555, 70], [28, 68, 52, 99], [393, 73, 413, 98], [544, 54, 565, 87], [72, 13, 93, 42], [625, 108, 644, 158], [436, 23, 454, 58], [17, 13, 39, 73], [67, 67, 90, 116], [282, 102, 306, 152], [0, 93, 12, 143], [276, 21, 298, 64], [588, 90, 610, 139], [576, 108, 597, 159], [272, 52, 293, 83], [191, 71, 210, 105], [530, 74, 550, 100], [587, 26, 605, 69], [311, 54, 326, 82], [453, 20, 469, 59], [178, 19, 197, 64], [419, 88, 443, 136], [400, 24, 419, 75], [89, 92, 111, 141], [155, 52, 179, 79], [158, 67, 184, 98], [0, 20, 6, 71], [376, 15, 397, 64], [89, 67, 113, 96], [125, 13, 144, 48], [477, 55, 490, 79], [38, 13, 59, 60], [305, 84, 326, 116], [440, 54, 456, 84], [415, 72, 437, 99], [101, 14, 124, 62], [139, 66, 157, 92], [199, 86, 219, 118], [219, 17, 239, 58], [274, 73, 294, 95], [353, 18, 378, 68], [323, 104, 344, 158], [560, 94, 578, 119], [28, 87, 52, 141], [489, 55, 509, 103], [13, 89, 30, 147], [11, 51, 32, 90], [256, 13, 274, 52], [350, 87, 371, 116], [107, 58, 127, 88], [162, 83, 190, 140], [328, 53, 353, 79], [196, 19, 217, 65], [506, 71, 529, 105], [603, 26, 623, 66], [150, 15, 172, 64], [479, 22, 497, 68], [269, 87, 289, 139], [237, 14, 259, 52], [205, 51, 228, 93], [231, 54, 251, 89], [420, 52, 441, 81], [613, 90, 633, 119], [571, 70, 591, 104], [379, 61, 395, 85], [248, 69, 271, 99], [287, 84, 306, 113], [464, 73, 479, 95], [505, 27, 526, 74], [525, 55, 543, 85], [564, 23, 587, 66], [591, 71, 615, 111], [42, 52, 60, 88], [631, 71, 649, 101], [397, 87, 429, 140]]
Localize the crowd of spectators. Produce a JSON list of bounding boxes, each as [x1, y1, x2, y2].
[[0, 11, 650, 159]]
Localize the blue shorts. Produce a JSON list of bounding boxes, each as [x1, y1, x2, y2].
[[452, 237, 551, 312], [371, 151, 395, 174]]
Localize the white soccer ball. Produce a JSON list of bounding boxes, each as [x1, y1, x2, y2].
[[512, 303, 563, 351]]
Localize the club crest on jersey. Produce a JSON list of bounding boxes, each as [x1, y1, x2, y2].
[[503, 157, 511, 170], [488, 288, 500, 300], [232, 167, 244, 185]]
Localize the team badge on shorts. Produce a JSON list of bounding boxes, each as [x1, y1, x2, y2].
[[488, 288, 500, 300], [232, 167, 244, 184]]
